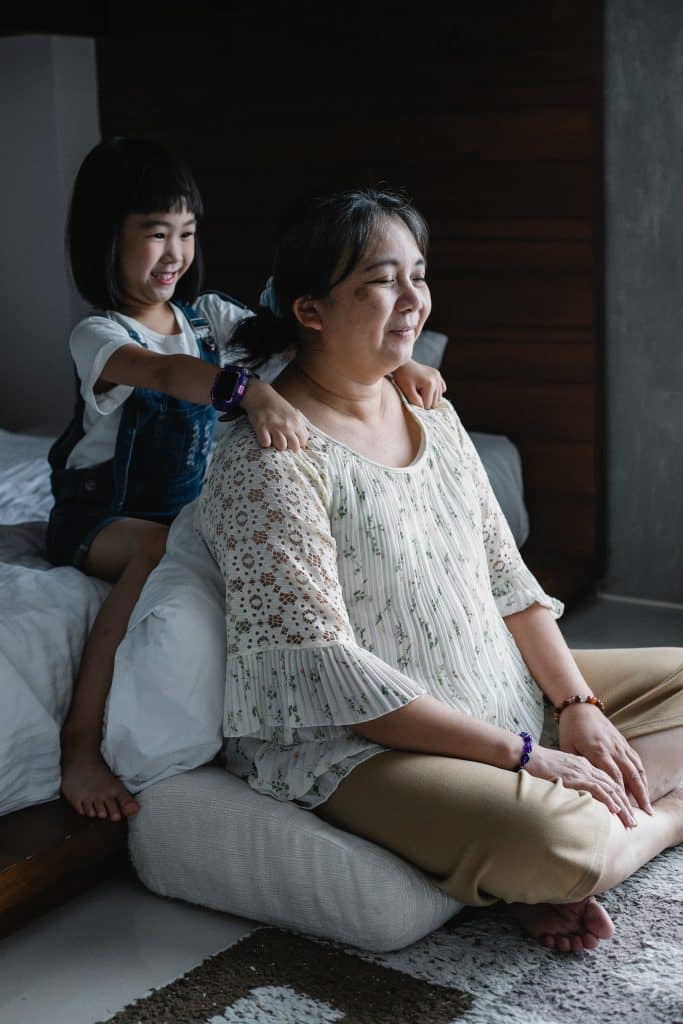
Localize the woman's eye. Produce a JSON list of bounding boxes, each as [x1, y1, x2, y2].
[[412, 277, 427, 284], [371, 278, 396, 285]]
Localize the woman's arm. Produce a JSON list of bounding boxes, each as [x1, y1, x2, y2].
[[505, 602, 651, 815], [349, 694, 522, 768], [350, 686, 638, 826]]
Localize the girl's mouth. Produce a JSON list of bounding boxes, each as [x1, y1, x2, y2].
[[152, 270, 178, 286]]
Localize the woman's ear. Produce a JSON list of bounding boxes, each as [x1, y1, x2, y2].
[[292, 296, 323, 332]]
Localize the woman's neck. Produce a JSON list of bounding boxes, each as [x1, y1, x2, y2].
[[285, 357, 387, 425], [278, 357, 422, 469]]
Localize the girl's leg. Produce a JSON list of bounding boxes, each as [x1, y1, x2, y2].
[[60, 519, 169, 821]]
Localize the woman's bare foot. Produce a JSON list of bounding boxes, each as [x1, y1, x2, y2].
[[61, 735, 139, 822], [509, 896, 615, 953]]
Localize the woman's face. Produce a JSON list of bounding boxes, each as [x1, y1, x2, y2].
[[311, 216, 431, 379]]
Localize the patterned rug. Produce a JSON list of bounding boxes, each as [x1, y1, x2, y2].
[[100, 845, 683, 1024]]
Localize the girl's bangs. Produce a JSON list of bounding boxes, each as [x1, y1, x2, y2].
[[129, 163, 204, 218]]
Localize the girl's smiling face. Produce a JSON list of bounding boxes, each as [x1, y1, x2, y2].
[[302, 216, 431, 380], [118, 201, 196, 313]]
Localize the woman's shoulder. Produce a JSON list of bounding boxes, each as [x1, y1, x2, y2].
[[211, 418, 332, 490], [417, 395, 466, 436]]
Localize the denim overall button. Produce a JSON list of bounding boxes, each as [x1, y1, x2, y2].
[[203, 337, 217, 352], [84, 478, 96, 493]]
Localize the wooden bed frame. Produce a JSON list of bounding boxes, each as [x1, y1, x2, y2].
[[1, 1, 604, 941], [0, 799, 126, 941]]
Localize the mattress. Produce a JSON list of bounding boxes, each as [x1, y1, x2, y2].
[[0, 422, 529, 816]]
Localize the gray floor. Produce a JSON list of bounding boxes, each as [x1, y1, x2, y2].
[[0, 595, 681, 1024], [560, 593, 683, 649]]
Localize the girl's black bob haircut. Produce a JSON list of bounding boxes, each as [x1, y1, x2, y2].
[[68, 137, 204, 310]]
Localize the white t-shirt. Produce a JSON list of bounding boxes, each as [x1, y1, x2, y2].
[[66, 293, 249, 470]]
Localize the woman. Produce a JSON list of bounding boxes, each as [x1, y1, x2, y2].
[[196, 188, 683, 952]]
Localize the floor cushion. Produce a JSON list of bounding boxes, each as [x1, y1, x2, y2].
[[129, 764, 462, 953]]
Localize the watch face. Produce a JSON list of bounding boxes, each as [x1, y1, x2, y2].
[[212, 368, 241, 409]]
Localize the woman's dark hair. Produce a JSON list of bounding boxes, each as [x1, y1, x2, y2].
[[68, 137, 205, 309], [233, 187, 429, 365]]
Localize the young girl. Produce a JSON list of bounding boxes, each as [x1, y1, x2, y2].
[[48, 138, 446, 823]]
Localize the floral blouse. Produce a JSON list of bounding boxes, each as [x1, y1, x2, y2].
[[195, 398, 563, 808]]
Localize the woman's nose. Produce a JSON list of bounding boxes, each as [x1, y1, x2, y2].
[[397, 280, 422, 310]]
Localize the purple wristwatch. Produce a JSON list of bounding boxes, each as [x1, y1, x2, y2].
[[210, 365, 259, 420]]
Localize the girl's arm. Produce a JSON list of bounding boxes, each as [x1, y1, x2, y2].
[[100, 345, 307, 450], [392, 358, 446, 409]]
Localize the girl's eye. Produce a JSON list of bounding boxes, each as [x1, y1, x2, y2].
[[371, 278, 396, 285], [181, 231, 196, 239], [412, 277, 427, 284]]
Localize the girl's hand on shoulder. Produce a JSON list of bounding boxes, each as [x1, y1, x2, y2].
[[525, 743, 639, 829], [241, 379, 308, 451], [557, 703, 652, 816], [393, 359, 447, 410]]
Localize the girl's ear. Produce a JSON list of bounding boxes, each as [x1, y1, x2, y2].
[[292, 296, 323, 332]]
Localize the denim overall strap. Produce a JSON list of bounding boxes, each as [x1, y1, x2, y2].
[[110, 301, 221, 518]]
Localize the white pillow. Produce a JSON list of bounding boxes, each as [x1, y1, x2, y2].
[[102, 500, 226, 791]]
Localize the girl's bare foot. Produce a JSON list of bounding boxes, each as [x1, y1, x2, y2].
[[509, 896, 615, 953], [61, 735, 139, 822]]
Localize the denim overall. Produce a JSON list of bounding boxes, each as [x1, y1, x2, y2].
[[46, 297, 228, 568]]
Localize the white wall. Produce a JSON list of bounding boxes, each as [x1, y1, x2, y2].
[[0, 35, 100, 434]]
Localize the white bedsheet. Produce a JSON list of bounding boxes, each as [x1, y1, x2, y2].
[[0, 421, 529, 816], [0, 431, 109, 815]]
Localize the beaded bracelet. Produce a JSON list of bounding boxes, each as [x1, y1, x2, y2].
[[514, 731, 533, 772], [553, 694, 606, 722]]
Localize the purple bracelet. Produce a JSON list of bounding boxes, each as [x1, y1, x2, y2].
[[514, 731, 533, 772]]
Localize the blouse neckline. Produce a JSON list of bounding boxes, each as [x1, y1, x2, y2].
[[301, 384, 429, 474]]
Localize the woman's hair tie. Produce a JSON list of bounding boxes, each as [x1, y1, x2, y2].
[[259, 276, 284, 319]]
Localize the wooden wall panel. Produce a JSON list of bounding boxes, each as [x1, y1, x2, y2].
[[97, 0, 604, 602]]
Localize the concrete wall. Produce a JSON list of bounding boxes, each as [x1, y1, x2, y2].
[[604, 0, 683, 604], [0, 36, 99, 434]]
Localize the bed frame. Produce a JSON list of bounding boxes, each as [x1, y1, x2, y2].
[[1, 1, 604, 940], [0, 800, 126, 941]]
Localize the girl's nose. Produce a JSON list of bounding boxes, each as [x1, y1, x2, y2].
[[164, 236, 182, 263]]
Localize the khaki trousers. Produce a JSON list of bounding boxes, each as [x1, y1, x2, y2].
[[315, 648, 683, 907]]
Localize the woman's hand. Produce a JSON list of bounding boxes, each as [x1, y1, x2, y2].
[[557, 704, 653, 816], [525, 743, 640, 828], [393, 359, 446, 410], [241, 380, 309, 451]]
